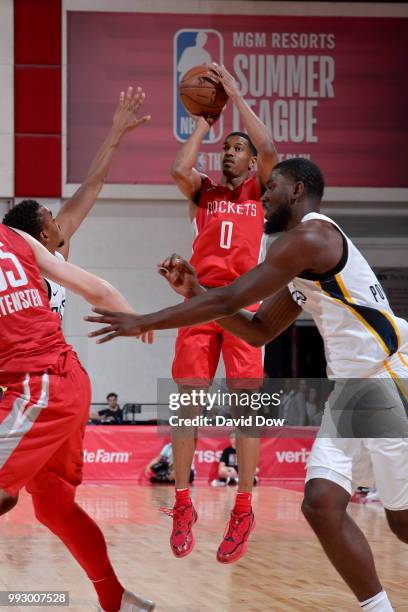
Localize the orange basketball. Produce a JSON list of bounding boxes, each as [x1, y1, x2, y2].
[[179, 64, 228, 117]]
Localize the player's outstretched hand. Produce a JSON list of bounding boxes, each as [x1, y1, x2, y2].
[[140, 330, 155, 344], [85, 309, 148, 344], [113, 86, 151, 134], [209, 63, 239, 99], [157, 254, 203, 298]]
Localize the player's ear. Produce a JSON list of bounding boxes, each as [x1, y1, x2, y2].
[[248, 156, 257, 171], [38, 229, 49, 245], [293, 181, 305, 200]]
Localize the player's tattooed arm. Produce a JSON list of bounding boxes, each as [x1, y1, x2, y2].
[[210, 63, 277, 188], [157, 254, 300, 346], [56, 86, 151, 259]]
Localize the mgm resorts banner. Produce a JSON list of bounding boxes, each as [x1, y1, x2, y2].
[[157, 378, 408, 439], [67, 12, 408, 187]]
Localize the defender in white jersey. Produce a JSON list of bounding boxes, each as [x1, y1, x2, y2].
[[3, 86, 151, 320], [87, 158, 408, 611], [46, 251, 66, 317], [288, 211, 407, 379]]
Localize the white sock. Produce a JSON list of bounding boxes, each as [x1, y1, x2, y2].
[[360, 590, 393, 611]]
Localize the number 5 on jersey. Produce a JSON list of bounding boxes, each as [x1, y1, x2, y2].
[[0, 244, 28, 291], [220, 221, 233, 250]]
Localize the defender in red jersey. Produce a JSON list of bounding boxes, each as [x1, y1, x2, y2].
[[0, 226, 154, 612], [168, 63, 278, 562]]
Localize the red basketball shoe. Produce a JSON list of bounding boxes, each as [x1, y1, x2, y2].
[[160, 502, 198, 558], [216, 509, 255, 564]]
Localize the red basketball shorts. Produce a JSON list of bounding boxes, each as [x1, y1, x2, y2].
[[172, 322, 264, 389], [0, 351, 91, 497]]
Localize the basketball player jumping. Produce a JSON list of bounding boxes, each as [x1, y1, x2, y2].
[[167, 62, 277, 562], [0, 224, 154, 611], [3, 86, 151, 331], [87, 158, 408, 610]]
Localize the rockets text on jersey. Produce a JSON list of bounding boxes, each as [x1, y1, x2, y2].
[[190, 175, 266, 289]]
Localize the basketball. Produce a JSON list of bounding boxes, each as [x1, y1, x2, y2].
[[179, 64, 228, 117]]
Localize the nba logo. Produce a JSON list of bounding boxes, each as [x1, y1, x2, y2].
[[197, 152, 207, 172], [174, 29, 224, 143]]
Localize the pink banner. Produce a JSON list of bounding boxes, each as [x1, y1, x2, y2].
[[82, 425, 317, 483], [67, 12, 408, 188]]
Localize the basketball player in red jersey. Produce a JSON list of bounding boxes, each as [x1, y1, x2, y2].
[[0, 225, 154, 612], [168, 63, 278, 562], [86, 158, 408, 611]]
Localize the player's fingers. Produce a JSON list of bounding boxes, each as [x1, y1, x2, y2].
[[170, 253, 182, 267], [132, 89, 145, 111], [176, 259, 195, 274], [134, 87, 144, 101], [134, 115, 151, 127], [88, 324, 118, 338], [172, 254, 188, 269], [84, 315, 116, 324], [209, 64, 221, 77], [119, 91, 125, 105], [162, 256, 174, 268], [125, 86, 133, 104], [157, 257, 168, 269], [141, 330, 154, 344], [92, 307, 115, 316], [95, 331, 121, 345], [157, 267, 168, 276]]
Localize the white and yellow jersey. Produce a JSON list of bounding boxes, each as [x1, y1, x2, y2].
[[289, 213, 408, 378], [44, 251, 66, 319]]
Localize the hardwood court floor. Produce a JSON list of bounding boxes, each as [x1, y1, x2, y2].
[[1, 484, 407, 611]]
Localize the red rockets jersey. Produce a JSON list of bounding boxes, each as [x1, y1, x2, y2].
[[0, 225, 69, 379], [190, 175, 266, 288]]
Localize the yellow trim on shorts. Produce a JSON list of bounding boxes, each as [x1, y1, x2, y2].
[[335, 273, 354, 303], [318, 285, 390, 356], [384, 360, 408, 403]]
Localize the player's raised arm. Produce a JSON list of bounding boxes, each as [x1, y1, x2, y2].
[[57, 86, 151, 259], [210, 63, 277, 187], [171, 116, 212, 201], [158, 254, 301, 347], [12, 228, 134, 314]]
